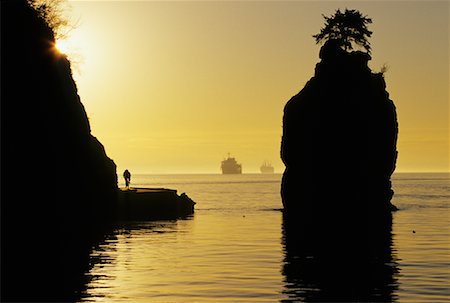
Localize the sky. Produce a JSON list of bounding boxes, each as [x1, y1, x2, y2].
[[58, 0, 449, 174]]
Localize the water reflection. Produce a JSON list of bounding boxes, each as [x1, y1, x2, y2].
[[281, 213, 399, 302], [80, 220, 189, 301]]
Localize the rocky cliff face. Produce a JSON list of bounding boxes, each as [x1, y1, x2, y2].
[[281, 40, 398, 225], [1, 1, 117, 301]]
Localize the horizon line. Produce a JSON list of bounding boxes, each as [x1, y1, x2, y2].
[[126, 171, 450, 175]]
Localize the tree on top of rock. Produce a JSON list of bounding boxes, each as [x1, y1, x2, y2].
[[313, 8, 373, 54]]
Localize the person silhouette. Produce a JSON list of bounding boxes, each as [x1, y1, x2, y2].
[[123, 169, 131, 188]]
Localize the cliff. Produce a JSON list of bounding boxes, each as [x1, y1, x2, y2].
[[1, 1, 117, 301], [281, 40, 398, 231]]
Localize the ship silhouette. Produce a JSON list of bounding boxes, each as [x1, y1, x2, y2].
[[221, 153, 242, 174], [260, 161, 274, 174]]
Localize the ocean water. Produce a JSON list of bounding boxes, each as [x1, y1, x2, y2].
[[79, 173, 449, 302]]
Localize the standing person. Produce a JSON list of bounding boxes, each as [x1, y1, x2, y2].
[[123, 169, 131, 188]]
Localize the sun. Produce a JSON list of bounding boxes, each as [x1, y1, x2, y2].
[[54, 39, 71, 54]]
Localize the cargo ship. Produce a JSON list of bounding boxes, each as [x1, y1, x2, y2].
[[221, 154, 242, 174], [260, 161, 274, 174]]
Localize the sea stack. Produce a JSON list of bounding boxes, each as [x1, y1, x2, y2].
[[281, 36, 398, 230]]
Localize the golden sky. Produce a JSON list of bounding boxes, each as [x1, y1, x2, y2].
[[59, 1, 448, 174]]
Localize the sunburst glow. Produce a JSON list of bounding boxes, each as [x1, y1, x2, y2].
[[54, 39, 71, 54]]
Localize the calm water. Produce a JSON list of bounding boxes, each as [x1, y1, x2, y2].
[[79, 173, 449, 302]]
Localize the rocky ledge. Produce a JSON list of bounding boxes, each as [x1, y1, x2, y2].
[[117, 188, 196, 220]]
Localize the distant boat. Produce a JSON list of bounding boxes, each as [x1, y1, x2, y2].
[[221, 154, 242, 174], [260, 161, 274, 174]]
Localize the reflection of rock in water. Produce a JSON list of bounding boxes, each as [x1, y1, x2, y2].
[[281, 214, 398, 302]]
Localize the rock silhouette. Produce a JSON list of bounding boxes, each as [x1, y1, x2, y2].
[[280, 37, 398, 301], [1, 1, 117, 301], [281, 39, 398, 238]]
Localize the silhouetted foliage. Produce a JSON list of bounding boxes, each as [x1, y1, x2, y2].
[[29, 0, 72, 39], [313, 8, 373, 54], [380, 63, 389, 74]]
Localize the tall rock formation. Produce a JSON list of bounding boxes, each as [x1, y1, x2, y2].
[[1, 1, 117, 301], [281, 39, 398, 233]]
